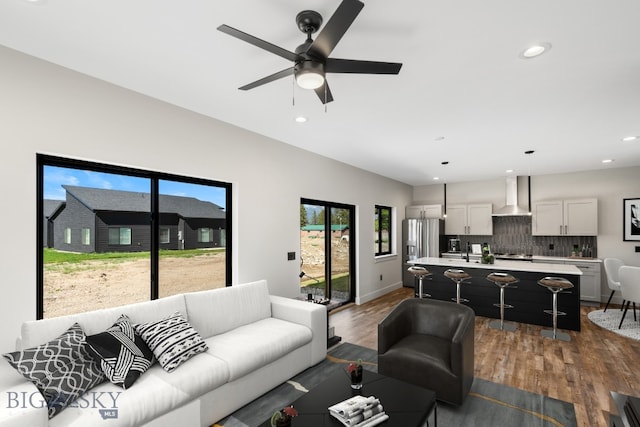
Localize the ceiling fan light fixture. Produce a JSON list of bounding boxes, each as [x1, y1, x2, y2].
[[295, 61, 325, 90]]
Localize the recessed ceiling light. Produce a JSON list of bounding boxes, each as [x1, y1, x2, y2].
[[433, 177, 440, 180], [622, 136, 638, 142], [295, 116, 307, 123], [602, 159, 614, 164], [520, 43, 551, 59], [506, 169, 514, 173]]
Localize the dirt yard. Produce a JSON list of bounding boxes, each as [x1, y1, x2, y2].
[[299, 235, 350, 283], [43, 236, 350, 317], [43, 253, 226, 318]]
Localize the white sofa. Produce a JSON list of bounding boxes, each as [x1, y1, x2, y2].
[[0, 279, 327, 427]]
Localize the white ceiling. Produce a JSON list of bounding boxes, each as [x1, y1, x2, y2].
[[2, 0, 639, 186]]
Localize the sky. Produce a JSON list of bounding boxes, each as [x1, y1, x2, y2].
[[44, 166, 227, 208]]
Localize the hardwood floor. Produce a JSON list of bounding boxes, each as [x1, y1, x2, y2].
[[329, 287, 640, 427]]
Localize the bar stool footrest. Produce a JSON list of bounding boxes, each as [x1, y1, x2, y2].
[[543, 309, 567, 316], [493, 303, 514, 309]]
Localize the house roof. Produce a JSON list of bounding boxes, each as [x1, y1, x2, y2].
[[62, 185, 226, 219], [43, 199, 65, 219]]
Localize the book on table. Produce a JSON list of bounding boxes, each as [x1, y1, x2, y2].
[[328, 395, 388, 427]]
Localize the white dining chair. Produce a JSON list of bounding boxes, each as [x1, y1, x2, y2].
[[603, 258, 625, 312], [618, 266, 640, 329]]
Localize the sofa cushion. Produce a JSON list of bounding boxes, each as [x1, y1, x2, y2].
[[205, 317, 312, 381], [19, 294, 187, 350], [184, 279, 271, 338], [134, 312, 208, 373], [85, 314, 155, 389], [2, 323, 106, 419]]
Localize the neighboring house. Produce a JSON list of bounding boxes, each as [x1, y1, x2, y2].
[[52, 185, 226, 253], [301, 224, 349, 239], [43, 199, 65, 248]]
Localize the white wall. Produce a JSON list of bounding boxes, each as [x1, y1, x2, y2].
[[414, 167, 640, 301], [0, 46, 412, 353]]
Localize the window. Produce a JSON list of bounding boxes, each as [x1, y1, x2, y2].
[[374, 205, 392, 256], [108, 227, 132, 245], [38, 154, 232, 318], [198, 228, 213, 243], [81, 228, 90, 245], [159, 228, 170, 244]]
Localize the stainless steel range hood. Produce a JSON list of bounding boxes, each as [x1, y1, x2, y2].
[[492, 176, 531, 216]]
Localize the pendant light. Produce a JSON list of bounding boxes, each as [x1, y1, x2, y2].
[[525, 150, 535, 214]]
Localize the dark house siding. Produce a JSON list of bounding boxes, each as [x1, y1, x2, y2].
[[53, 195, 97, 253], [182, 218, 226, 249], [43, 200, 65, 248], [159, 213, 180, 250], [50, 185, 227, 253], [96, 211, 151, 253]]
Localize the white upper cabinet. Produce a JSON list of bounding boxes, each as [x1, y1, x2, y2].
[[532, 198, 597, 236], [445, 204, 493, 235], [405, 204, 442, 219]]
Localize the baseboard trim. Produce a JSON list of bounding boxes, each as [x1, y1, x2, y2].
[[356, 281, 402, 305]]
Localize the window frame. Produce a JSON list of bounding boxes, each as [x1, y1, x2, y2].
[[36, 154, 233, 319], [81, 227, 91, 246], [374, 205, 393, 257]]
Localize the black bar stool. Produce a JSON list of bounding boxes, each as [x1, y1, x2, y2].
[[408, 266, 432, 299], [486, 272, 518, 332], [444, 269, 471, 304], [538, 276, 574, 341]]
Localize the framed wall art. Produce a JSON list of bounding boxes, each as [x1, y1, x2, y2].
[[623, 198, 640, 241]]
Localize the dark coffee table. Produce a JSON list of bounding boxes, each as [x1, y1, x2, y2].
[[259, 369, 437, 426]]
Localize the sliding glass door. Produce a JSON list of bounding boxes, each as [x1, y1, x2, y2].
[[300, 198, 354, 306]]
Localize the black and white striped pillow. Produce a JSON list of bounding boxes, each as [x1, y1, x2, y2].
[[85, 314, 155, 388], [134, 312, 208, 373]]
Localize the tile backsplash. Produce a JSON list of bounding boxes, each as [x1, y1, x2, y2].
[[450, 216, 597, 257]]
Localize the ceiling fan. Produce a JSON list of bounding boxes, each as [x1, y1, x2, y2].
[[217, 0, 402, 104]]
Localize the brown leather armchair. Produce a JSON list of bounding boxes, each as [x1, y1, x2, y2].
[[378, 298, 475, 405]]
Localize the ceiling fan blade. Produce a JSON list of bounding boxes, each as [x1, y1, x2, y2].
[[325, 58, 403, 74], [314, 81, 334, 104], [217, 24, 301, 62], [239, 67, 294, 91], [307, 0, 364, 59]]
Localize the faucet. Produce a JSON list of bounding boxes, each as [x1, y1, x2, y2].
[[465, 242, 470, 262]]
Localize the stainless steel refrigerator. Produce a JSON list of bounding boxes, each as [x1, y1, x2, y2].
[[402, 219, 445, 288]]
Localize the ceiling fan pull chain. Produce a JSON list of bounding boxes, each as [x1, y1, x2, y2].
[[292, 75, 295, 106]]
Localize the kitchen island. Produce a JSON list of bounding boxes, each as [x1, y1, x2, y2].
[[408, 257, 583, 331]]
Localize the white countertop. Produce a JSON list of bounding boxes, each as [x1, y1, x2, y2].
[[408, 257, 582, 275], [532, 255, 602, 264]]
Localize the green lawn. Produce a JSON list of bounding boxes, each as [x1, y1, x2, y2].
[[43, 248, 225, 264], [301, 272, 350, 292]]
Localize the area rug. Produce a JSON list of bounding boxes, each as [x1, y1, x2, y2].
[[588, 308, 640, 340], [215, 342, 577, 427]]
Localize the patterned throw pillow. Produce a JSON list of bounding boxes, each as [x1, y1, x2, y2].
[[85, 314, 155, 389], [2, 323, 106, 418], [134, 311, 208, 373]]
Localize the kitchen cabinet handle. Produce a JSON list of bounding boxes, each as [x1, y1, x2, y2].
[[560, 225, 563, 235], [565, 225, 568, 234]]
